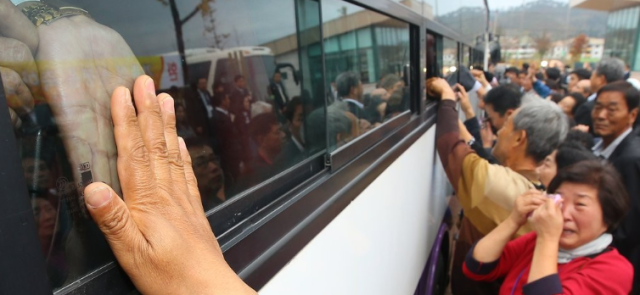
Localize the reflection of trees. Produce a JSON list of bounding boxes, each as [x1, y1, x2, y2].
[[154, 0, 230, 82], [570, 34, 588, 63], [534, 30, 551, 59]]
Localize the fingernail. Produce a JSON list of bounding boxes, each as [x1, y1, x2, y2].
[[86, 186, 112, 209], [145, 78, 155, 94], [178, 137, 186, 150], [122, 88, 132, 105], [162, 96, 174, 113]]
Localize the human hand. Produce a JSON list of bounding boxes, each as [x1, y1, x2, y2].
[[35, 13, 144, 202], [528, 66, 538, 82], [480, 120, 494, 148], [359, 118, 372, 134], [530, 197, 564, 241], [0, 0, 41, 127], [83, 76, 256, 295], [455, 83, 474, 118], [471, 69, 488, 86], [427, 77, 455, 100], [509, 190, 548, 226]]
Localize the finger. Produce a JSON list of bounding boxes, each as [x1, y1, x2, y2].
[[456, 83, 467, 95], [0, 36, 40, 95], [0, 66, 33, 116], [111, 86, 156, 205], [158, 93, 193, 211], [179, 137, 205, 214], [0, 0, 38, 53], [8, 107, 21, 129], [83, 182, 144, 259], [132, 76, 174, 197]]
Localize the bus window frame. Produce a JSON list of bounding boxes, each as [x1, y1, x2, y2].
[[0, 0, 478, 294]]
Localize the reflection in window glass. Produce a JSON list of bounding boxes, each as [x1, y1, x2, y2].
[[443, 38, 458, 77], [3, 0, 323, 290], [321, 0, 411, 152]]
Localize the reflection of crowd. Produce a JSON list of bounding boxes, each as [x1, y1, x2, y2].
[[177, 70, 409, 209]]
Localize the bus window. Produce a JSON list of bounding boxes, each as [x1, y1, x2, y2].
[[321, 0, 412, 152], [0, 0, 324, 291]]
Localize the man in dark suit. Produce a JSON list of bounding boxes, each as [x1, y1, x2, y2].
[[229, 75, 251, 113], [211, 93, 242, 196], [268, 72, 289, 112], [574, 58, 625, 134], [185, 78, 215, 139], [592, 81, 640, 293]]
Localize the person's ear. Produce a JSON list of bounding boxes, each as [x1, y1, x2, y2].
[[514, 129, 527, 148], [505, 109, 514, 118], [629, 108, 639, 126]]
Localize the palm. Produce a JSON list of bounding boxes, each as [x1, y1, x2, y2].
[[36, 16, 143, 200]]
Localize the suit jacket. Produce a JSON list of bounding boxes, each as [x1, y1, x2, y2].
[[608, 132, 640, 290], [185, 89, 214, 138], [230, 86, 251, 112], [345, 100, 367, 121], [268, 82, 289, 110], [574, 100, 595, 135]]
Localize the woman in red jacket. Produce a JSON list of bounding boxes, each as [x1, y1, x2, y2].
[[464, 160, 633, 295]]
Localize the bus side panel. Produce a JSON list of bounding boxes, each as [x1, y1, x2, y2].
[[259, 126, 449, 295]]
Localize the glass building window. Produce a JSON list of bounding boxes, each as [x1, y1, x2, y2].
[[1, 0, 325, 290], [321, 0, 411, 152]]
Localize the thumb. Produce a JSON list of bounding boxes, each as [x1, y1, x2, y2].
[[84, 182, 142, 253]]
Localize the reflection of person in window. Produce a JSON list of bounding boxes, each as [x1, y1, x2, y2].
[[211, 93, 242, 195], [230, 75, 252, 112], [185, 139, 226, 209], [232, 96, 254, 175], [32, 196, 68, 288], [281, 97, 305, 160], [175, 103, 197, 140], [268, 72, 289, 112], [185, 78, 214, 138], [336, 72, 366, 119], [250, 113, 285, 180], [306, 104, 354, 150]]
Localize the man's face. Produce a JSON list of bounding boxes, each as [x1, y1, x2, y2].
[[273, 73, 282, 84], [492, 111, 521, 164], [558, 96, 577, 118], [592, 91, 638, 140], [176, 105, 186, 122], [290, 105, 303, 137], [22, 158, 50, 190], [571, 80, 591, 97], [197, 78, 208, 91], [519, 73, 532, 91], [262, 124, 285, 154], [484, 103, 509, 130], [188, 145, 223, 193], [222, 95, 231, 110], [236, 77, 247, 88], [590, 71, 606, 93], [568, 74, 580, 90], [505, 72, 519, 84]]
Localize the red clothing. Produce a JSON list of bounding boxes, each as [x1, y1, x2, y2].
[[463, 232, 633, 295]]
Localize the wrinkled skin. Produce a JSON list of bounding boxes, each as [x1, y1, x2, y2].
[[1, 0, 143, 198], [82, 77, 256, 294], [36, 15, 143, 197]]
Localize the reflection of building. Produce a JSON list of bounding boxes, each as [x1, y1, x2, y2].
[[571, 0, 640, 70], [549, 37, 604, 61], [262, 9, 409, 94], [501, 36, 537, 61]]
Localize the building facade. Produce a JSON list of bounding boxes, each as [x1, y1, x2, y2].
[[571, 0, 640, 70]]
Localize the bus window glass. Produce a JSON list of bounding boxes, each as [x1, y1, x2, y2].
[[443, 38, 458, 78], [1, 0, 323, 290], [321, 0, 411, 152]]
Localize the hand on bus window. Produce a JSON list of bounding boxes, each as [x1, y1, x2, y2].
[[35, 14, 144, 197], [83, 76, 256, 295], [455, 83, 474, 119], [426, 78, 455, 100], [0, 0, 40, 128]]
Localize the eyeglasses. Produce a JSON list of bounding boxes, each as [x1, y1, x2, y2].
[[192, 154, 220, 169]]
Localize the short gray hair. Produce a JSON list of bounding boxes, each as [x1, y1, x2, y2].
[[305, 103, 352, 149], [513, 99, 568, 163], [336, 72, 361, 98], [595, 58, 625, 83]]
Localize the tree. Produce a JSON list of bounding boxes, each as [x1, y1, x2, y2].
[[533, 30, 552, 59], [570, 34, 589, 63], [154, 0, 229, 83]]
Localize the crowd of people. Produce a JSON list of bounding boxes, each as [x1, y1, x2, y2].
[[171, 70, 409, 209], [430, 56, 640, 294]]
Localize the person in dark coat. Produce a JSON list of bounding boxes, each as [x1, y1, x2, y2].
[[590, 81, 640, 294], [268, 72, 289, 112], [184, 78, 215, 139], [229, 75, 251, 115], [211, 93, 242, 196]]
